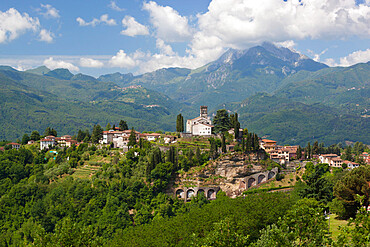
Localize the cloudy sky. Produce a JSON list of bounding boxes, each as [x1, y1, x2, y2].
[[0, 0, 369, 76]]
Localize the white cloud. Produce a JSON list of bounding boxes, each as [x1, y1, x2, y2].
[[324, 58, 336, 67], [307, 48, 328, 62], [156, 39, 175, 55], [323, 49, 370, 67], [274, 40, 297, 50], [79, 58, 104, 68], [39, 4, 60, 19], [121, 16, 149, 37], [109, 1, 125, 12], [0, 8, 40, 43], [186, 0, 370, 66], [143, 1, 193, 42], [339, 49, 370, 66], [39, 29, 54, 43], [109, 50, 137, 68], [43, 57, 79, 71], [76, 14, 116, 27]]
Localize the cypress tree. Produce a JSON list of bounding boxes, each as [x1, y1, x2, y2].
[[176, 114, 184, 132], [221, 133, 226, 153], [119, 120, 128, 131], [91, 125, 103, 143], [128, 127, 137, 149], [297, 146, 302, 160]]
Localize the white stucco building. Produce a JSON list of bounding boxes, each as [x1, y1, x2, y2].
[[186, 106, 213, 136], [101, 130, 140, 148]]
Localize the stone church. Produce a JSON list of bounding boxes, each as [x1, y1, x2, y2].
[[186, 106, 213, 136]]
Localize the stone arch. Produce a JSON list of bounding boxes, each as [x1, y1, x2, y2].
[[187, 189, 195, 199], [248, 177, 256, 188], [239, 181, 246, 190], [258, 174, 266, 184], [207, 189, 216, 199], [268, 171, 275, 180], [176, 189, 184, 199], [197, 189, 205, 196]]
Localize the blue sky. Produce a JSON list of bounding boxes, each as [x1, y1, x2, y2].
[[0, 0, 369, 76]]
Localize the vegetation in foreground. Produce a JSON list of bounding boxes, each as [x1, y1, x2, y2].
[[1, 133, 370, 247]]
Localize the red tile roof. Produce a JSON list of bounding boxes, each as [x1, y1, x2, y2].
[[261, 139, 277, 143], [41, 139, 54, 142]]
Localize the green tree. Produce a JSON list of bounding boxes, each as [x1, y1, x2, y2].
[[44, 127, 57, 137], [209, 137, 218, 159], [21, 134, 30, 145], [221, 133, 226, 153], [128, 128, 137, 149], [91, 124, 103, 143], [119, 120, 128, 131], [336, 197, 370, 247], [105, 122, 111, 131], [230, 113, 240, 139], [334, 165, 370, 218], [213, 109, 230, 133], [299, 163, 333, 204], [313, 141, 319, 155], [305, 142, 311, 159], [254, 198, 330, 247], [176, 114, 184, 132], [192, 218, 248, 247], [342, 145, 353, 161], [297, 146, 302, 160], [30, 131, 41, 141]]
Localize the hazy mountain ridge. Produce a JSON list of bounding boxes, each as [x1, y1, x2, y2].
[[99, 42, 328, 107], [0, 43, 369, 144]]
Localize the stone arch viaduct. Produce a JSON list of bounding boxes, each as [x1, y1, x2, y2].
[[238, 167, 279, 190], [175, 186, 220, 201]]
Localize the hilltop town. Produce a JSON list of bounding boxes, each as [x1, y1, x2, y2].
[[2, 105, 368, 199], [1, 104, 370, 245]]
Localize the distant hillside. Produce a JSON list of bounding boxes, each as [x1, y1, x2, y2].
[[1, 42, 368, 145], [221, 93, 369, 146], [0, 68, 193, 141], [25, 66, 50, 75], [277, 62, 370, 115]]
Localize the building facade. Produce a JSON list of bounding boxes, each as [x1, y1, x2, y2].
[[186, 106, 213, 136]]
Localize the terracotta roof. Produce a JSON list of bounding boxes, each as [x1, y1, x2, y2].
[[320, 154, 338, 157], [41, 139, 54, 142], [144, 133, 161, 136], [261, 139, 276, 143], [8, 142, 20, 145], [332, 157, 342, 161], [343, 160, 359, 165]]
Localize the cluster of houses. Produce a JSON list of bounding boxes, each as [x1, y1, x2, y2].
[[319, 153, 361, 169], [39, 135, 78, 150], [259, 139, 299, 163], [258, 139, 369, 169], [100, 130, 177, 150], [1, 105, 369, 172]]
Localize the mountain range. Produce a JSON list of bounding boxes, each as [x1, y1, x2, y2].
[[0, 42, 368, 145]]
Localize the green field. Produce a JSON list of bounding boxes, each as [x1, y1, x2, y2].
[[329, 214, 350, 240], [72, 165, 101, 179]]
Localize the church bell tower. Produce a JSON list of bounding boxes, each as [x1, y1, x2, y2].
[[200, 106, 208, 118]]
